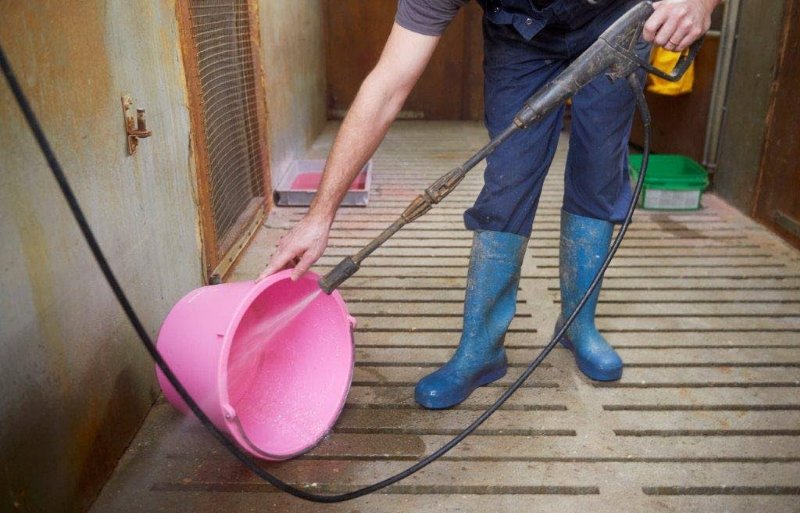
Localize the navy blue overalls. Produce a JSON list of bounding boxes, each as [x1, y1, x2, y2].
[[464, 0, 650, 236]]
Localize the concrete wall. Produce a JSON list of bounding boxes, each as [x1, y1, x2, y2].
[[713, 1, 787, 212], [0, 1, 327, 511], [0, 2, 204, 512], [258, 0, 328, 188]]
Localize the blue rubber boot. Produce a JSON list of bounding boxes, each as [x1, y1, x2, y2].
[[556, 210, 623, 381], [415, 230, 528, 409]]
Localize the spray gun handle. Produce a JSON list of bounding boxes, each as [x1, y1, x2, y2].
[[637, 37, 705, 81], [513, 1, 656, 128], [319, 257, 360, 295]]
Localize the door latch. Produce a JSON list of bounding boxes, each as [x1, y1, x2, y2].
[[121, 95, 152, 155]]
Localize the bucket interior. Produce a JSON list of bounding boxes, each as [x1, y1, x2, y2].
[[224, 276, 353, 458]]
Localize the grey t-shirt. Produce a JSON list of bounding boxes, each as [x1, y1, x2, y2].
[[396, 0, 575, 37], [395, 0, 470, 36]]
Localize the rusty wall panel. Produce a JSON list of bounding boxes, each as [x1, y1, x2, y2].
[[0, 1, 327, 512], [0, 1, 203, 512], [325, 0, 484, 121], [713, 0, 786, 212], [752, 0, 800, 249]]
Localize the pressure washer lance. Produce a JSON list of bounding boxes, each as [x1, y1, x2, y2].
[[2, 0, 701, 504], [319, 0, 700, 294]]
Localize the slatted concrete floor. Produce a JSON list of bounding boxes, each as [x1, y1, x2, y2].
[[91, 121, 800, 512]]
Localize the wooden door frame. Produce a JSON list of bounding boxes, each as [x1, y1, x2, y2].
[[751, 0, 800, 249], [177, 0, 272, 283]]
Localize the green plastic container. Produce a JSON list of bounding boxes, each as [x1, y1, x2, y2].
[[629, 154, 709, 210]]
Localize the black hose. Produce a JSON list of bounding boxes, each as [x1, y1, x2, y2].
[[1, 43, 650, 503]]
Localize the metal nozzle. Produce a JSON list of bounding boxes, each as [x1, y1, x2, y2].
[[318, 257, 360, 294]]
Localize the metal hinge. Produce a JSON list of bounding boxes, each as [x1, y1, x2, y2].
[[773, 210, 800, 239]]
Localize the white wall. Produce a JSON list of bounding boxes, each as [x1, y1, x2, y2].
[[259, 0, 328, 188]]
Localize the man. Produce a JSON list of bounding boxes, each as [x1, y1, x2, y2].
[[260, 0, 719, 409]]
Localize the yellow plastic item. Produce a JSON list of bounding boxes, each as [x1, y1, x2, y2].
[[647, 47, 695, 96]]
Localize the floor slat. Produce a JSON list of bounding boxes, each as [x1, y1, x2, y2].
[[90, 121, 800, 513]]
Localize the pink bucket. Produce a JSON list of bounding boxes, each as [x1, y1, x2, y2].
[[155, 270, 356, 460]]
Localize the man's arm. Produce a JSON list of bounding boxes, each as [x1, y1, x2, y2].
[[260, 23, 441, 281], [643, 0, 721, 52]]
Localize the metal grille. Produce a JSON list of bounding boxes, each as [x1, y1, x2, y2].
[[189, 0, 264, 254]]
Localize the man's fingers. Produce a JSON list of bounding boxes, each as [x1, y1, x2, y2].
[[675, 32, 695, 52], [653, 11, 681, 47], [259, 246, 298, 282], [258, 216, 330, 282], [678, 20, 706, 51], [643, 4, 669, 42], [290, 250, 320, 282], [646, 1, 710, 51], [665, 17, 692, 50]]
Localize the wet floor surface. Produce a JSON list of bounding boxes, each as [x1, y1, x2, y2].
[[90, 121, 800, 513]]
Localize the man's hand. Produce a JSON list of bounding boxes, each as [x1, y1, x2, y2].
[[258, 214, 332, 282], [643, 0, 719, 52]]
